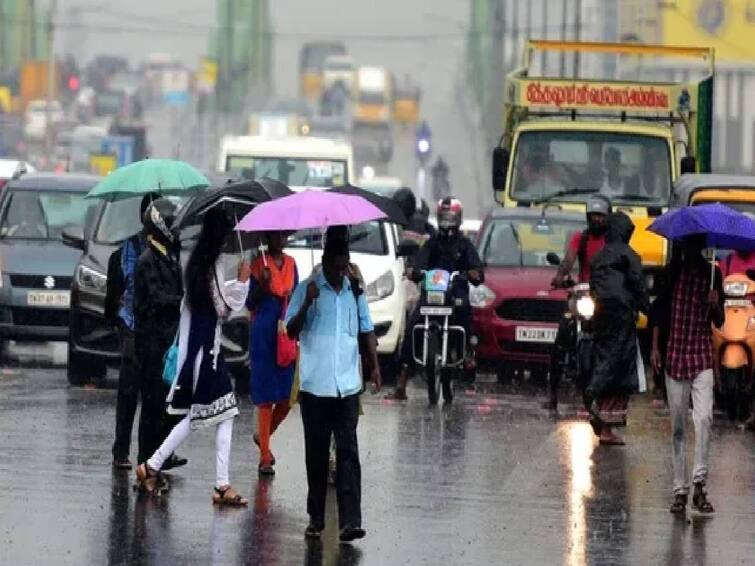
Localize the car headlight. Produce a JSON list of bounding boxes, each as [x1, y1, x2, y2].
[[469, 284, 496, 308], [725, 281, 749, 297], [576, 296, 595, 319], [77, 265, 107, 293], [366, 270, 395, 302]]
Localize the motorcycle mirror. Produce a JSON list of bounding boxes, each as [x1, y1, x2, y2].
[[546, 252, 561, 266], [492, 146, 509, 192]]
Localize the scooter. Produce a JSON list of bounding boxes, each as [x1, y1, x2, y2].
[[712, 270, 755, 421], [412, 269, 472, 405]]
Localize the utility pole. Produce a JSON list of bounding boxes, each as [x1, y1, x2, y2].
[[46, 0, 58, 161], [574, 0, 582, 77], [559, 0, 568, 77]]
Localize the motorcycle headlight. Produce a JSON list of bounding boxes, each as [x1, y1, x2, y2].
[[724, 281, 749, 297], [469, 284, 496, 308], [644, 273, 655, 291], [576, 296, 595, 319], [366, 270, 395, 303], [77, 265, 107, 294]]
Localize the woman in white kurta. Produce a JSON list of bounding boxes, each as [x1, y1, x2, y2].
[[136, 208, 251, 506]]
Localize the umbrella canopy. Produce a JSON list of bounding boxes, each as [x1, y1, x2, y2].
[[327, 184, 408, 225], [236, 190, 387, 232], [176, 180, 273, 228], [256, 177, 295, 200], [86, 158, 210, 201], [648, 203, 755, 251]]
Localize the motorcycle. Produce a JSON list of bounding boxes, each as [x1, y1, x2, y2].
[[562, 281, 596, 402], [712, 270, 755, 421], [412, 269, 473, 405]]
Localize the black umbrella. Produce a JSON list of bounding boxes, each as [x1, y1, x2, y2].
[[327, 184, 408, 226], [177, 180, 289, 254], [256, 176, 295, 200], [176, 180, 272, 229]]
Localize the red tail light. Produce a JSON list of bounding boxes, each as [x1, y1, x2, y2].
[[0, 179, 7, 191]]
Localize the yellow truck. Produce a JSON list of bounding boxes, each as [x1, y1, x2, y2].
[[492, 40, 715, 299]]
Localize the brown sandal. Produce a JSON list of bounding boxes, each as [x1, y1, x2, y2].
[[135, 463, 162, 495], [213, 485, 248, 507]]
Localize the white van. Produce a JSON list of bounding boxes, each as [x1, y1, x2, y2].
[[284, 220, 407, 370], [217, 135, 355, 188]]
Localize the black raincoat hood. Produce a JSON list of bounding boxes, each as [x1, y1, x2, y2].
[[606, 212, 635, 244]]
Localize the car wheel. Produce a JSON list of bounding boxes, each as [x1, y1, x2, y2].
[[67, 346, 105, 386]]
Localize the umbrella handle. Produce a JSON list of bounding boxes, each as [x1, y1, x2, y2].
[[710, 247, 716, 290], [233, 214, 244, 258]]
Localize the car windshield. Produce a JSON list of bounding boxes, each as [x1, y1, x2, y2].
[[511, 130, 672, 207], [0, 190, 96, 241], [226, 156, 347, 187], [95, 196, 187, 244], [287, 221, 387, 255], [480, 217, 585, 267]]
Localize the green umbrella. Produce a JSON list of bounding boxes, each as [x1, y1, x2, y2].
[[86, 158, 210, 201]]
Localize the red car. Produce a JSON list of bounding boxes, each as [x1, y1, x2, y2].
[[471, 208, 585, 381]]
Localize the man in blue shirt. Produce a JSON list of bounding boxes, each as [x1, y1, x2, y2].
[[286, 238, 380, 543]]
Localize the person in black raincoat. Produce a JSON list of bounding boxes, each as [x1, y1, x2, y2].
[[588, 211, 649, 445], [134, 198, 185, 466]]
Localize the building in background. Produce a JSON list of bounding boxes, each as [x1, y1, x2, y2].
[[209, 0, 273, 115]]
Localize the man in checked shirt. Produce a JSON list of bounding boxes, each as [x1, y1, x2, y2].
[[651, 235, 724, 515]]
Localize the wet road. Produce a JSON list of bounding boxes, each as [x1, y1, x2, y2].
[[2, 367, 755, 565]]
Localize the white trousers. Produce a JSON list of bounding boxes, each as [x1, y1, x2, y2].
[[148, 416, 234, 488], [666, 370, 714, 495]]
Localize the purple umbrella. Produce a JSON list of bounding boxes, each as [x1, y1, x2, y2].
[[649, 202, 755, 287], [235, 190, 387, 232]]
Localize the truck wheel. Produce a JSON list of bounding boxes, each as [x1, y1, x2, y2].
[[67, 346, 105, 386]]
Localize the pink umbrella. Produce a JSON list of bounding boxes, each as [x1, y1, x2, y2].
[[235, 190, 387, 232]]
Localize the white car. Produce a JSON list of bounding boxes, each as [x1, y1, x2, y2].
[[285, 220, 408, 372], [24, 100, 65, 141]]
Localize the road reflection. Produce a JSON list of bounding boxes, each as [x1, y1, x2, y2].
[[563, 422, 596, 566]]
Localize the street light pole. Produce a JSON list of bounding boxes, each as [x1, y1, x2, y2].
[[46, 0, 58, 162]]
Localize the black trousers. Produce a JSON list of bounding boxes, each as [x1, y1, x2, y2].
[[112, 326, 138, 461], [300, 392, 361, 530]]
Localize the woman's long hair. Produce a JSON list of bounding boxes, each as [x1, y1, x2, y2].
[[185, 207, 232, 312]]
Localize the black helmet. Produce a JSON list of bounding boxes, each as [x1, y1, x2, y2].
[[143, 198, 178, 245]]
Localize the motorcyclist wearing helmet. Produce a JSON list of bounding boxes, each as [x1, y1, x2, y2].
[[385, 197, 483, 401], [544, 195, 611, 411]]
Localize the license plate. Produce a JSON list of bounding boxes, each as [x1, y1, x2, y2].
[[515, 326, 556, 343], [426, 291, 446, 305], [420, 306, 453, 316], [27, 291, 70, 307]]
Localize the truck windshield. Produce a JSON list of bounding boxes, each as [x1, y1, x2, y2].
[[480, 217, 584, 267], [510, 131, 672, 207], [226, 156, 347, 187]]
